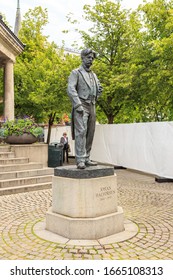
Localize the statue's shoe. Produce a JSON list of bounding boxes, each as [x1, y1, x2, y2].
[[85, 160, 97, 167], [77, 162, 86, 169]]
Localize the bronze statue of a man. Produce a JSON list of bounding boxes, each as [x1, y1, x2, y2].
[[67, 49, 102, 169]]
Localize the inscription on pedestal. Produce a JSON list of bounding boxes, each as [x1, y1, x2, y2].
[[52, 173, 117, 218], [96, 186, 116, 201]]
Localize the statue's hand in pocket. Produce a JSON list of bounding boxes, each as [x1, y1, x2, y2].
[[76, 105, 84, 115]]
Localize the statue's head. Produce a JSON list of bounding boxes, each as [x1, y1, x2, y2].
[[81, 49, 96, 59], [81, 49, 96, 69]]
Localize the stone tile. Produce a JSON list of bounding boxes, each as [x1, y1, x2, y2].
[[88, 249, 96, 255], [0, 169, 173, 260], [73, 254, 83, 258], [92, 255, 102, 260], [78, 249, 88, 254], [69, 249, 78, 254], [83, 254, 93, 260]]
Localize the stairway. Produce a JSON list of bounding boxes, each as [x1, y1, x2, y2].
[[0, 145, 54, 195]]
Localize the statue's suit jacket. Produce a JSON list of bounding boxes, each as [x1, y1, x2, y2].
[[67, 66, 102, 139], [67, 66, 102, 109]]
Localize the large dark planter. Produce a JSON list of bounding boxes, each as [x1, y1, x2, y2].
[[5, 133, 37, 144]]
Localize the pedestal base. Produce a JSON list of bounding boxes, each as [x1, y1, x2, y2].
[[46, 206, 124, 240], [46, 165, 125, 240]]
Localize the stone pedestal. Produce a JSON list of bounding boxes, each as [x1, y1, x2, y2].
[[46, 165, 124, 240]]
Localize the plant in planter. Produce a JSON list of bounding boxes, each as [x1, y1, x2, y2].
[[0, 127, 5, 143], [2, 117, 44, 144]]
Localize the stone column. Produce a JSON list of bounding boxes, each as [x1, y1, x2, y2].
[[4, 60, 14, 120]]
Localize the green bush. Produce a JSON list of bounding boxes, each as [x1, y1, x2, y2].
[[2, 117, 44, 138], [0, 128, 4, 137]]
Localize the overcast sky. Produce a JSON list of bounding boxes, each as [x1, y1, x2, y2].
[[0, 0, 145, 48]]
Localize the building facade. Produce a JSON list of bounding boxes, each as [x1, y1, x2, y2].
[[0, 16, 24, 120]]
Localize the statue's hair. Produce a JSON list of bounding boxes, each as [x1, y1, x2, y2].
[[81, 49, 96, 59]]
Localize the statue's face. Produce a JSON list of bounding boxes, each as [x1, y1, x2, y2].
[[82, 53, 94, 68]]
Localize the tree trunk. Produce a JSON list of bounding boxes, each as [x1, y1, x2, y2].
[[107, 115, 114, 124], [46, 112, 56, 144]]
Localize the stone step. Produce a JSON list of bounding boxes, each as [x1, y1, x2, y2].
[[0, 167, 54, 180], [0, 162, 43, 172], [0, 144, 52, 196], [0, 175, 53, 188], [0, 157, 29, 165], [0, 152, 15, 158], [0, 146, 10, 152], [0, 182, 52, 196]]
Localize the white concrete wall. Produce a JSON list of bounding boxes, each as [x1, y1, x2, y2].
[[44, 125, 75, 157], [45, 122, 173, 179], [91, 122, 173, 179]]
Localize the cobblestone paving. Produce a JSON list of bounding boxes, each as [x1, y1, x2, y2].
[[0, 169, 173, 260]]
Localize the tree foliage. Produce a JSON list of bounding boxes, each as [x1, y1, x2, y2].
[[69, 0, 142, 123], [68, 0, 173, 123], [2, 1, 173, 127], [78, 1, 125, 122], [135, 0, 173, 121], [14, 6, 80, 142]]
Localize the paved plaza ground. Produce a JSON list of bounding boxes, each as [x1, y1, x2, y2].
[[0, 167, 173, 260]]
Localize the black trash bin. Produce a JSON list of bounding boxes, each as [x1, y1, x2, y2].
[[48, 142, 63, 167]]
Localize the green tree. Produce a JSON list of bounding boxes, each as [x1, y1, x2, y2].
[[68, 0, 142, 123], [14, 7, 80, 143], [67, 0, 173, 123], [132, 0, 173, 121], [14, 6, 51, 120]]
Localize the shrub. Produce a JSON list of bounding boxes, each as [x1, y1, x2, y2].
[[2, 117, 44, 138]]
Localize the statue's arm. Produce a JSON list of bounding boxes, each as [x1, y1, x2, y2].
[[67, 70, 82, 109], [97, 80, 103, 97], [94, 74, 103, 98]]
